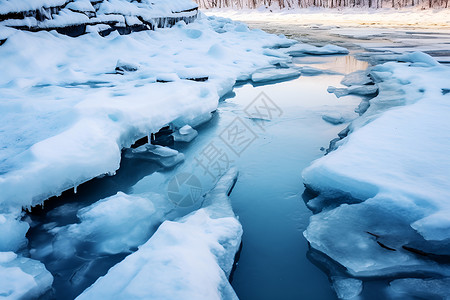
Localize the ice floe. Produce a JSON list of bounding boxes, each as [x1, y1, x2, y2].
[[285, 43, 349, 56], [0, 252, 53, 300], [303, 52, 450, 288]]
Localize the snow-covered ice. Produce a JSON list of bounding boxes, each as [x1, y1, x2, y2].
[[285, 43, 349, 56], [76, 169, 242, 300], [327, 84, 378, 98], [0, 252, 53, 300], [251, 67, 300, 83], [303, 53, 450, 280], [51, 192, 166, 256], [0, 14, 292, 211], [0, 4, 296, 297], [173, 124, 198, 142], [0, 0, 199, 33]]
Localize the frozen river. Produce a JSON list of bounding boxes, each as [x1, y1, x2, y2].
[[25, 16, 450, 299]]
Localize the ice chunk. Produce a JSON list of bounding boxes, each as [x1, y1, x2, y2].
[[303, 55, 450, 284], [0, 14, 293, 212], [251, 68, 300, 83], [0, 215, 29, 252], [124, 144, 185, 168], [322, 113, 345, 125], [115, 60, 138, 74], [77, 169, 242, 300], [341, 70, 372, 86], [173, 125, 198, 142], [331, 277, 363, 300], [303, 197, 450, 277], [53, 192, 165, 255], [286, 43, 349, 56], [328, 85, 378, 98], [0, 252, 53, 300]]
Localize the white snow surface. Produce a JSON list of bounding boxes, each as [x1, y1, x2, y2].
[[0, 13, 292, 297], [0, 15, 293, 214], [76, 169, 242, 300], [303, 53, 450, 277]]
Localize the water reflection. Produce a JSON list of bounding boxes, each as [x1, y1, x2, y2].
[[293, 54, 370, 74]]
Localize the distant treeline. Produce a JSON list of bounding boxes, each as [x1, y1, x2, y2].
[[196, 0, 448, 8]]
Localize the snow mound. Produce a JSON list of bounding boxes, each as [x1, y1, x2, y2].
[[76, 169, 242, 300], [0, 252, 53, 300], [0, 215, 29, 252], [303, 52, 450, 286], [321, 112, 349, 125], [125, 144, 185, 168], [173, 124, 198, 142], [327, 84, 378, 98]]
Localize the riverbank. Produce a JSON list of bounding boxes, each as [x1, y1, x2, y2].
[[207, 7, 450, 28]]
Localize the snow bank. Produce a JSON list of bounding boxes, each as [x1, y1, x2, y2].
[[0, 15, 292, 212], [76, 169, 242, 300], [0, 252, 53, 300], [303, 53, 450, 282]]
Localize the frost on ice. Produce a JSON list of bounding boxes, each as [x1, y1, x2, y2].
[[303, 53, 450, 289], [77, 169, 242, 300]]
